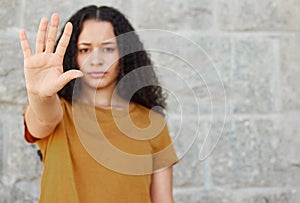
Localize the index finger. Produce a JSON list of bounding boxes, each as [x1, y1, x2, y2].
[[19, 29, 32, 59], [35, 18, 48, 53], [55, 22, 73, 59]]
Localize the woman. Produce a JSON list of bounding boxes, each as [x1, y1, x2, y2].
[[19, 5, 178, 203]]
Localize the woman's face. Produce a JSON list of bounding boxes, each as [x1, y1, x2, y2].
[[76, 19, 120, 91]]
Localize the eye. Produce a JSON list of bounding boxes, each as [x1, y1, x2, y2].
[[103, 47, 116, 52], [78, 48, 90, 54]]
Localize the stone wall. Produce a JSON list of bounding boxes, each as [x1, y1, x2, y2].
[[0, 0, 299, 202]]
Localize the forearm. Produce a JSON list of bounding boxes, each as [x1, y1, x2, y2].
[[25, 93, 62, 138]]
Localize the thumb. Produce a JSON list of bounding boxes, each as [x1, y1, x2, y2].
[[57, 69, 83, 90]]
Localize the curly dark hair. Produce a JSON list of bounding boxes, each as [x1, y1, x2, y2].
[[55, 5, 166, 114]]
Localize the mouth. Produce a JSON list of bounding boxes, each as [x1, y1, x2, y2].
[[87, 71, 107, 78]]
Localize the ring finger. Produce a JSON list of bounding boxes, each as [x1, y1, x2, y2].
[[45, 13, 60, 53]]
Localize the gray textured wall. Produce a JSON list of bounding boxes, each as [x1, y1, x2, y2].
[[0, 0, 300, 202]]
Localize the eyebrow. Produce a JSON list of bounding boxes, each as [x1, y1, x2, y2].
[[77, 41, 116, 46]]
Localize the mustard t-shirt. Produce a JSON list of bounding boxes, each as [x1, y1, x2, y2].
[[24, 98, 178, 203]]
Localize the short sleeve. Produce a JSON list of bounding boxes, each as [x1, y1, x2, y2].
[[23, 104, 51, 162], [24, 119, 39, 143], [23, 100, 66, 162], [149, 122, 179, 171]]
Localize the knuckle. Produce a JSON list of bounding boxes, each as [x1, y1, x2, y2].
[[36, 38, 45, 45], [47, 37, 55, 43], [59, 42, 67, 49]]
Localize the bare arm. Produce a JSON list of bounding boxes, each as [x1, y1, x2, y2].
[[25, 94, 63, 138], [19, 14, 82, 139], [150, 166, 175, 203]]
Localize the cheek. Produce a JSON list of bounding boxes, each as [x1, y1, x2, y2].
[[110, 61, 120, 75], [107, 52, 120, 65], [76, 55, 86, 69], [109, 53, 120, 73]]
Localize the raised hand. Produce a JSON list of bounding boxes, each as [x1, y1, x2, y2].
[[19, 13, 82, 98]]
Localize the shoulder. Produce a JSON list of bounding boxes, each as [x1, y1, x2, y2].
[[129, 103, 169, 139], [131, 103, 167, 129], [132, 103, 166, 121]]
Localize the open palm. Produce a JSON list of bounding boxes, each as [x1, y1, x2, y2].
[[19, 14, 82, 98]]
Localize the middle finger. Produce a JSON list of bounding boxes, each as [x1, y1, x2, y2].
[[45, 13, 60, 53], [35, 18, 48, 53]]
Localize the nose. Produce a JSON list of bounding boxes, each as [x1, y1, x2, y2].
[[90, 49, 103, 67]]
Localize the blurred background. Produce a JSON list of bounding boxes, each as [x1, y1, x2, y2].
[[0, 0, 299, 202]]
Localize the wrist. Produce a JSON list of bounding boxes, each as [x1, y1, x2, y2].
[[27, 92, 58, 103]]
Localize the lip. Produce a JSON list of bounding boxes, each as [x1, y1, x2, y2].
[[87, 71, 107, 78]]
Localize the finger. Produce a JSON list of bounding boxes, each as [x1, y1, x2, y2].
[[56, 70, 83, 90], [45, 13, 60, 53], [55, 22, 73, 59], [35, 18, 48, 53], [19, 29, 32, 59]]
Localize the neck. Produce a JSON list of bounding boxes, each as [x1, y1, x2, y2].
[[79, 82, 127, 109]]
